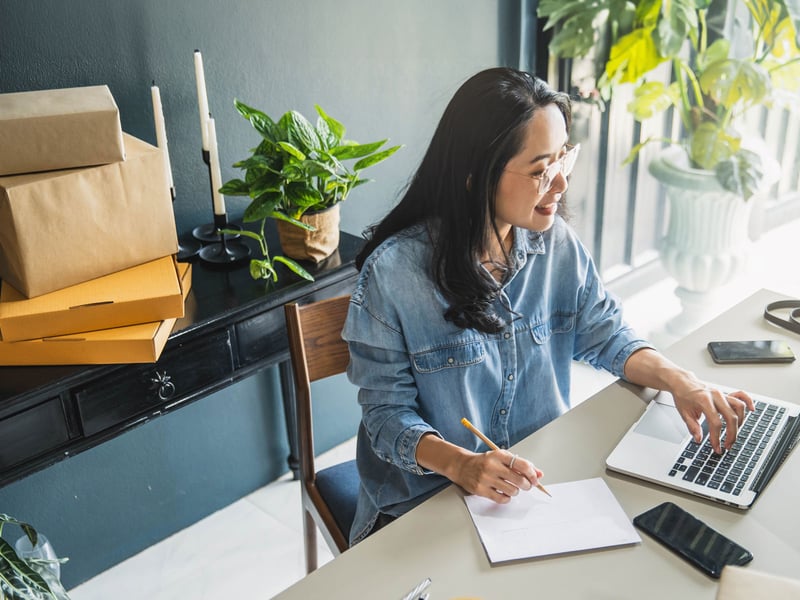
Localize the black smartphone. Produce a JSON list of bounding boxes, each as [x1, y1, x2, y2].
[[707, 340, 795, 364], [633, 502, 753, 578]]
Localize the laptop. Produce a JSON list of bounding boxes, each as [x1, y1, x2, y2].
[[606, 385, 800, 508]]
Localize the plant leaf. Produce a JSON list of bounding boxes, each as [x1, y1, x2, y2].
[[249, 258, 277, 281], [330, 140, 387, 160], [353, 145, 402, 171], [605, 26, 666, 83], [315, 105, 345, 142], [700, 59, 770, 110], [280, 110, 321, 154], [234, 99, 281, 142], [689, 122, 740, 170], [285, 182, 323, 208], [272, 255, 315, 281], [277, 141, 306, 161], [627, 80, 678, 120], [715, 149, 764, 199], [315, 116, 337, 151], [218, 179, 251, 196], [268, 211, 316, 230], [654, 0, 697, 57], [243, 192, 281, 222]]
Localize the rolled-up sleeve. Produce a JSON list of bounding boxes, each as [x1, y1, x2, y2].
[[343, 300, 440, 474]]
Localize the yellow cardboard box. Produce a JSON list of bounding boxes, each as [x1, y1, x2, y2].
[[0, 256, 185, 342], [0, 85, 126, 176], [0, 133, 178, 298], [0, 262, 192, 366]]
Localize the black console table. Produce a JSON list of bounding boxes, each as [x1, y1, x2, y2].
[[0, 227, 363, 488]]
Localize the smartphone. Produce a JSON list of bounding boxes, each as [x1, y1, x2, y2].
[[707, 340, 795, 364], [633, 502, 753, 578]]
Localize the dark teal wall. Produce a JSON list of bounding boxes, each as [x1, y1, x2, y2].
[[0, 0, 517, 589]]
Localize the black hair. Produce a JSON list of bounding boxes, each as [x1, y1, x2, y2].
[[357, 67, 572, 333]]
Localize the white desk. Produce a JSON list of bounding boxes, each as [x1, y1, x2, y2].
[[275, 289, 800, 600]]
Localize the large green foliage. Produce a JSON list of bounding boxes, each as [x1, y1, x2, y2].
[[539, 0, 800, 198]]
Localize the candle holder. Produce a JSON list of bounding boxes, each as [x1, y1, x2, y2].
[[198, 213, 251, 265], [192, 149, 242, 243]]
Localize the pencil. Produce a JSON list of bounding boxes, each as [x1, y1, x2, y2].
[[460, 417, 552, 497]]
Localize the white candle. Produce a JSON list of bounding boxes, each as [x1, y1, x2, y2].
[[207, 117, 226, 215], [150, 84, 174, 195], [194, 50, 210, 151]]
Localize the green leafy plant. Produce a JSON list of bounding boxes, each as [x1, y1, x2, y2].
[[0, 514, 69, 600], [539, 0, 800, 198], [220, 100, 402, 282]]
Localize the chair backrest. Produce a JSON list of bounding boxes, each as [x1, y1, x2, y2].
[[284, 295, 352, 479]]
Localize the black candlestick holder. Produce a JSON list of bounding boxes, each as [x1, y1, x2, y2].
[[198, 213, 251, 265], [192, 149, 241, 243]]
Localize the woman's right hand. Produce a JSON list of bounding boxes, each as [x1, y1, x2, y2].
[[453, 450, 542, 503], [416, 433, 542, 502]]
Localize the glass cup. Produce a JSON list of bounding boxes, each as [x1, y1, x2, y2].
[[14, 533, 61, 581]]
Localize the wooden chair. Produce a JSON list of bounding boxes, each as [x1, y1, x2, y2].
[[284, 295, 360, 574]]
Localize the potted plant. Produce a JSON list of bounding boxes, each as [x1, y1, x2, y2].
[[538, 0, 799, 334], [220, 100, 401, 283], [0, 513, 69, 600]]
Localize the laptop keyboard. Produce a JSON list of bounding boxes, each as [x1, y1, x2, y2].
[[668, 400, 786, 496]]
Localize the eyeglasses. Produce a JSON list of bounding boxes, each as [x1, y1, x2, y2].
[[504, 143, 581, 194]]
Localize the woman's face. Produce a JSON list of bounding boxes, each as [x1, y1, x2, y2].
[[494, 104, 570, 236]]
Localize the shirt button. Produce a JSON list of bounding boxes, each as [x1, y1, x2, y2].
[[507, 374, 514, 381], [499, 444, 507, 449], [499, 409, 507, 415], [447, 357, 454, 364], [503, 332, 511, 339]]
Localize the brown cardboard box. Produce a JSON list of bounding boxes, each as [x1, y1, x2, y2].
[[0, 133, 178, 298], [0, 261, 191, 366], [0, 256, 185, 342], [0, 85, 126, 176]]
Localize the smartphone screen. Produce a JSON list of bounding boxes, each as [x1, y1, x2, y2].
[[633, 502, 753, 578], [707, 340, 795, 364]]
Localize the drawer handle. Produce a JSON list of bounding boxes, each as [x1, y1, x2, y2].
[[149, 370, 176, 401]]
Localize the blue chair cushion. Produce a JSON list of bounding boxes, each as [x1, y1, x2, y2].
[[315, 459, 360, 541]]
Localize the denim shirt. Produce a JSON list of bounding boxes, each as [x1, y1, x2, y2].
[[342, 217, 651, 544]]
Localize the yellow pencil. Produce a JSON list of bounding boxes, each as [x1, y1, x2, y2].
[[461, 417, 552, 497]]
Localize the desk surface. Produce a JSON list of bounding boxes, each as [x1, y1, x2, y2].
[[275, 288, 800, 600]]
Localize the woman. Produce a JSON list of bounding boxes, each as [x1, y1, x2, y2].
[[341, 67, 751, 545]]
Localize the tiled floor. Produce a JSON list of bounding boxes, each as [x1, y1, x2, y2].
[[69, 218, 799, 599]]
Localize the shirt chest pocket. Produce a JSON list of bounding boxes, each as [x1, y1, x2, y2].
[[412, 340, 485, 374], [531, 313, 575, 344]]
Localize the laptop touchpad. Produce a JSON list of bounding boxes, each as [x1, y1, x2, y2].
[[634, 401, 687, 445]]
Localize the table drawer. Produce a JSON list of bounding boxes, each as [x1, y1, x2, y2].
[[75, 329, 234, 436], [0, 396, 70, 470], [235, 279, 357, 366]]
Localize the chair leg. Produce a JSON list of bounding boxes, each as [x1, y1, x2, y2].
[[303, 508, 318, 574]]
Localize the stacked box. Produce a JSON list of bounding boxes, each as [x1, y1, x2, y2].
[[0, 85, 126, 176], [0, 262, 191, 365]]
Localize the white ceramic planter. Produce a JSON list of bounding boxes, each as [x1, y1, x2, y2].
[[649, 148, 753, 293], [649, 145, 778, 337]]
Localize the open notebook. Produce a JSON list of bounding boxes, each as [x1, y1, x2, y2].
[[464, 477, 640, 563]]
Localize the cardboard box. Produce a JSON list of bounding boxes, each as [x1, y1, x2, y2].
[[0, 133, 178, 298], [0, 262, 191, 366], [0, 256, 185, 342], [0, 85, 125, 176]]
